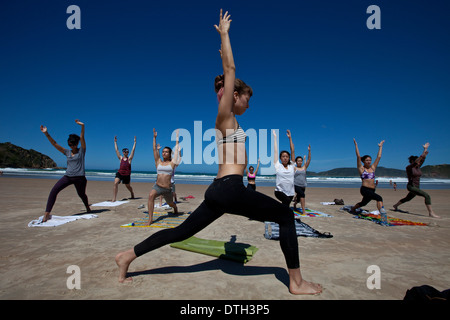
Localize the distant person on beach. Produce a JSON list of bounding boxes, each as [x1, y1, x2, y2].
[[146, 128, 180, 225], [287, 131, 311, 214], [273, 130, 296, 207], [350, 139, 388, 224], [244, 159, 260, 190], [40, 119, 90, 222], [112, 136, 136, 202], [393, 143, 439, 218], [115, 9, 322, 295]]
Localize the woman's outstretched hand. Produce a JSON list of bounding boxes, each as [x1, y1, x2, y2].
[[214, 9, 231, 35]]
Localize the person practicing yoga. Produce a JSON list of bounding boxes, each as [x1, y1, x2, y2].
[[146, 128, 180, 225], [393, 143, 439, 218], [350, 139, 388, 223], [40, 119, 90, 222], [112, 136, 136, 202], [273, 130, 296, 207], [115, 9, 322, 295], [244, 159, 260, 190], [287, 130, 311, 214]]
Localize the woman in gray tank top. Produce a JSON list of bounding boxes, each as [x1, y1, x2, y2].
[[40, 119, 90, 222], [287, 130, 311, 214]]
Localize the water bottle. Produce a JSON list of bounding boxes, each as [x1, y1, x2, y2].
[[380, 206, 388, 225]]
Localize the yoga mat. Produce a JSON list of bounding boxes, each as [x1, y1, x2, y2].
[[121, 211, 191, 228], [291, 207, 333, 218], [170, 236, 258, 264]]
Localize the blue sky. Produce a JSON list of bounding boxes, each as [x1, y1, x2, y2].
[[1, 0, 449, 174]]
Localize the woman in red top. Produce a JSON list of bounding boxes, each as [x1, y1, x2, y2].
[[112, 136, 136, 202], [393, 143, 439, 218]]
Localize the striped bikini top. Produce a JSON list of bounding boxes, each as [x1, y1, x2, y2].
[[217, 123, 247, 145]]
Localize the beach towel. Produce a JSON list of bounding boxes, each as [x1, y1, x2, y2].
[[170, 236, 258, 264], [291, 207, 333, 218], [264, 220, 333, 240], [92, 200, 129, 207], [121, 211, 191, 228], [340, 205, 428, 227], [28, 214, 98, 227]]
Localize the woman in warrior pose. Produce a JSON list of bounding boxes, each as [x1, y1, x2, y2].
[[245, 159, 260, 190], [146, 128, 180, 225], [287, 130, 311, 214], [115, 9, 322, 295], [40, 119, 90, 222], [350, 139, 388, 223], [112, 136, 136, 202], [393, 143, 439, 218]]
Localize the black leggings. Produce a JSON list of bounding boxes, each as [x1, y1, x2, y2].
[[134, 175, 300, 269], [357, 186, 383, 207], [45, 175, 89, 213], [274, 191, 293, 207]]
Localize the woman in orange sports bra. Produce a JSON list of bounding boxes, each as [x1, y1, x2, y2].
[[350, 139, 388, 224], [115, 9, 322, 295]]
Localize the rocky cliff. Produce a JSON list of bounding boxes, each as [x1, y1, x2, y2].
[[0, 142, 58, 169]]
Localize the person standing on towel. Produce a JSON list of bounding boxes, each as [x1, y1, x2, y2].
[[273, 130, 296, 207], [40, 119, 90, 222], [244, 159, 260, 190], [287, 130, 311, 214], [115, 9, 322, 295], [112, 136, 136, 202], [393, 143, 439, 218], [146, 128, 181, 225], [350, 139, 387, 223]]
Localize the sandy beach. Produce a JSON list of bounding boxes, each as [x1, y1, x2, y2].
[[0, 176, 449, 300]]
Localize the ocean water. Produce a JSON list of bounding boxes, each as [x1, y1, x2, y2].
[[1, 167, 450, 190]]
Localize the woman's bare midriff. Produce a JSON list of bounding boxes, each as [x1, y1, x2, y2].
[[362, 179, 376, 189], [216, 142, 247, 179], [156, 174, 172, 189]]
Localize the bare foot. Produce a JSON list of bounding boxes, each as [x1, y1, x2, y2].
[[115, 249, 137, 283], [42, 212, 52, 222], [290, 279, 322, 295], [429, 212, 440, 218]]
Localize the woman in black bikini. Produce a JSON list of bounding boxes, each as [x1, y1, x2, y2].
[[115, 9, 322, 295], [351, 139, 387, 223]]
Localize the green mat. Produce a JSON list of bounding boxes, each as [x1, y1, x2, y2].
[[170, 236, 259, 264]]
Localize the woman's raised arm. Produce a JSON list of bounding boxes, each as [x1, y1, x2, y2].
[[40, 125, 65, 154], [214, 9, 236, 133]]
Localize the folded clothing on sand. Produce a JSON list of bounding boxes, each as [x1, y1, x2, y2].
[[170, 236, 258, 263], [28, 214, 98, 227]]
